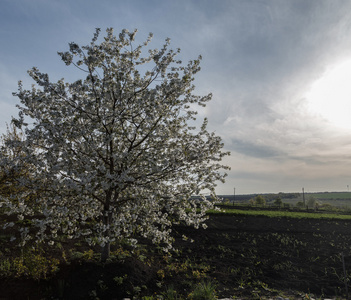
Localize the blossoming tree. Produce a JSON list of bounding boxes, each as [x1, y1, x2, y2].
[[1, 28, 230, 261]]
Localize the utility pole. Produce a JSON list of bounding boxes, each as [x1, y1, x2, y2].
[[233, 188, 236, 206], [302, 187, 305, 207]]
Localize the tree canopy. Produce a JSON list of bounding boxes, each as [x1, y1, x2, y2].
[[1, 28, 230, 260]]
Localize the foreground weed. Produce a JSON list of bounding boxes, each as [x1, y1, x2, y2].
[[162, 284, 183, 300], [188, 281, 217, 300], [113, 274, 128, 286]]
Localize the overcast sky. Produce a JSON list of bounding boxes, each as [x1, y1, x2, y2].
[[2, 0, 351, 195]]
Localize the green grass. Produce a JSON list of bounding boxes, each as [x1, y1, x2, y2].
[[208, 208, 351, 220]]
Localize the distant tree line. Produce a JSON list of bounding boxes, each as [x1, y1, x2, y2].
[[220, 192, 300, 203]]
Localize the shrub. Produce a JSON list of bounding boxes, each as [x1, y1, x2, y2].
[[0, 248, 60, 280]]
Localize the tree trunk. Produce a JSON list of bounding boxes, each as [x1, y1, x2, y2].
[[101, 241, 110, 262], [101, 207, 111, 262]]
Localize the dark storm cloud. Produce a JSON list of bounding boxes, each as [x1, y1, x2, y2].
[[231, 139, 284, 159]]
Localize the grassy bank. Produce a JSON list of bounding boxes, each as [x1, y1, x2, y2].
[[209, 206, 351, 220]]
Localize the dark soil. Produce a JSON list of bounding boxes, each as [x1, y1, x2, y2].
[[2, 213, 351, 299]]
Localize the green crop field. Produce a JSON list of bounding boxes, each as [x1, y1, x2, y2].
[[307, 192, 351, 199], [280, 192, 351, 208], [209, 207, 351, 220]]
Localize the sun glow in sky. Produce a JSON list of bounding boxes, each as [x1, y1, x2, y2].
[[306, 59, 351, 130]]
